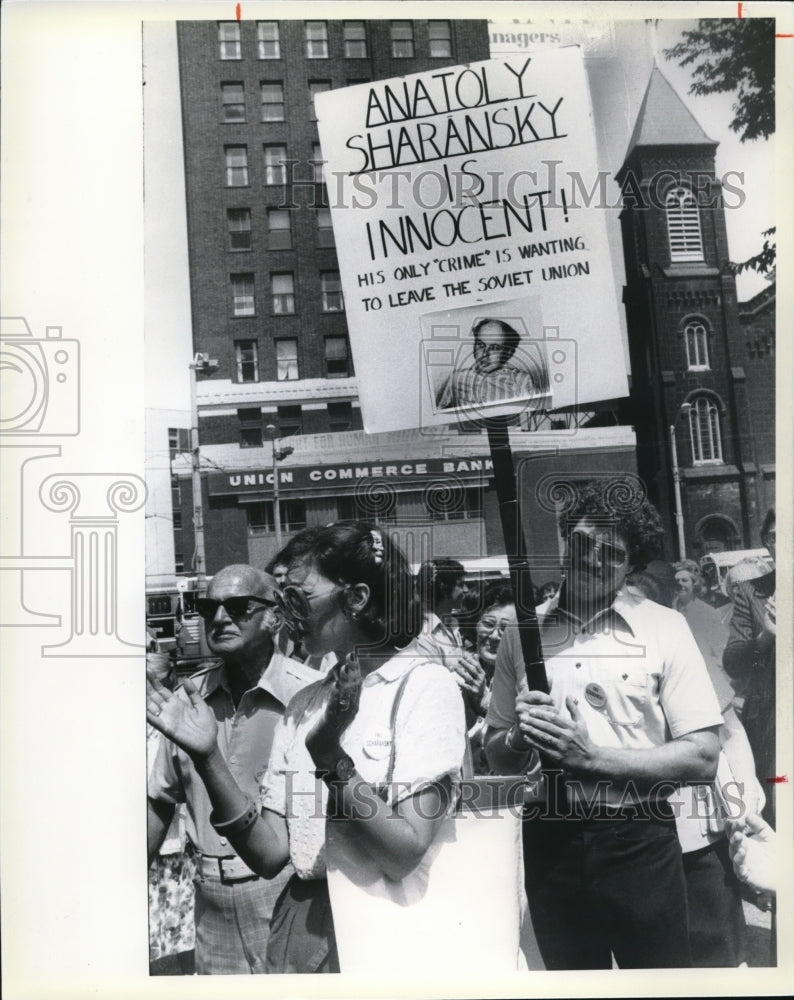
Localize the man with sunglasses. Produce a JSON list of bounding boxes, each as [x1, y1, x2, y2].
[[147, 564, 319, 974], [484, 481, 723, 969]]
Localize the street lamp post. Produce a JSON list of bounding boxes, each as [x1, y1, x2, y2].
[[669, 402, 692, 560], [188, 352, 218, 598], [266, 424, 294, 552]]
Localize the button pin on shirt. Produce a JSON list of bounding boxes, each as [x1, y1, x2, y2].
[[362, 728, 392, 760], [584, 682, 607, 709]]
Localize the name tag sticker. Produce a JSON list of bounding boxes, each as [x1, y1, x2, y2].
[[584, 682, 607, 709]]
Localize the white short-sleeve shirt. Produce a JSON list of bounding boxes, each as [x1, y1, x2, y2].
[[485, 588, 723, 807], [260, 650, 466, 879]]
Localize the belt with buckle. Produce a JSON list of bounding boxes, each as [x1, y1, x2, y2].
[[194, 852, 259, 883]]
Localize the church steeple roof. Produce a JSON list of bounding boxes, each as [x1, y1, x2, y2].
[[622, 65, 717, 165]]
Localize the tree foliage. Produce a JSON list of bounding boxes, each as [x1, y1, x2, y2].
[[730, 228, 776, 278], [664, 19, 775, 143]]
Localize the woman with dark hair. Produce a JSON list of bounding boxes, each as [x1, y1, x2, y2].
[[147, 522, 466, 973], [464, 583, 517, 774]]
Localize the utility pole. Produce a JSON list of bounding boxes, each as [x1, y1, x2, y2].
[[266, 424, 294, 552], [189, 352, 218, 597], [670, 401, 692, 560]]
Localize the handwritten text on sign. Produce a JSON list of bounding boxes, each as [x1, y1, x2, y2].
[[316, 49, 627, 434]]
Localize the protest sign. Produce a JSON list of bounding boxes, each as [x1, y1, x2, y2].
[[316, 46, 628, 433]]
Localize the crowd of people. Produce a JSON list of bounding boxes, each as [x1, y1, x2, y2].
[[146, 480, 778, 974]]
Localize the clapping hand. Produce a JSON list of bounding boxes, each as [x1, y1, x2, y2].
[[450, 650, 487, 702], [305, 655, 362, 770], [725, 812, 776, 902], [147, 675, 218, 759]]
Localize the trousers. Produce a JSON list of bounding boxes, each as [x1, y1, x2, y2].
[[192, 864, 290, 975], [683, 839, 747, 967], [523, 807, 692, 969]]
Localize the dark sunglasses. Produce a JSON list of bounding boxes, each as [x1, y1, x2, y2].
[[274, 585, 311, 622], [569, 531, 628, 569], [196, 595, 277, 622]]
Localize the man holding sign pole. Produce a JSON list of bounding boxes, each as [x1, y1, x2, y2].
[[485, 480, 723, 969]]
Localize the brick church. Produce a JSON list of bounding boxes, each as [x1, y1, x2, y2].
[[617, 66, 775, 559]]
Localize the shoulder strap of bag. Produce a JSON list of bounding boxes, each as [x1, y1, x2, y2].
[[385, 662, 420, 785], [384, 660, 475, 785]]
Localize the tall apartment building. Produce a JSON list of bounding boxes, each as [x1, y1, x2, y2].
[[177, 18, 490, 445], [173, 18, 638, 574]]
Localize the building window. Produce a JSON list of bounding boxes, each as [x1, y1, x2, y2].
[[688, 394, 723, 464], [231, 274, 255, 316], [264, 145, 287, 185], [344, 21, 367, 58], [424, 485, 483, 521], [227, 208, 252, 250], [260, 82, 285, 122], [267, 209, 292, 250], [684, 320, 710, 370], [168, 428, 190, 460], [391, 21, 415, 58], [428, 21, 452, 58], [238, 407, 263, 448], [305, 21, 329, 58], [327, 401, 353, 432], [235, 340, 259, 382], [218, 21, 241, 60], [312, 143, 325, 183], [225, 146, 248, 186], [278, 405, 303, 437], [257, 21, 280, 59], [248, 499, 306, 535], [666, 186, 704, 262], [309, 80, 331, 121], [275, 339, 299, 381], [324, 336, 349, 377], [271, 273, 295, 314], [221, 82, 245, 122], [317, 207, 335, 247], [320, 271, 344, 312]]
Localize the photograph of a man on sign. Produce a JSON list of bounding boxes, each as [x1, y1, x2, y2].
[[423, 296, 554, 421], [435, 316, 550, 411]]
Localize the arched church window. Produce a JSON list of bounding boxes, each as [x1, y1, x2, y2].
[[666, 186, 704, 262], [688, 394, 723, 464], [684, 319, 710, 370]]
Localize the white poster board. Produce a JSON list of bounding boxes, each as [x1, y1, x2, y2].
[[316, 47, 628, 433]]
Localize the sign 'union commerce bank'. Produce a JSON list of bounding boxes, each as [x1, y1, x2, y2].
[[207, 456, 495, 497]]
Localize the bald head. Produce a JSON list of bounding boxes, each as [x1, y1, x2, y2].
[[204, 565, 280, 674], [208, 564, 278, 603]]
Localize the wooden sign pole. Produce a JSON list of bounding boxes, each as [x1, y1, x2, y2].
[[485, 416, 549, 694]]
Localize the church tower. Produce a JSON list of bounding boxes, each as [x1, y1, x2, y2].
[[617, 66, 771, 558]]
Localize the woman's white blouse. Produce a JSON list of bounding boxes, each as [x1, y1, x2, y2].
[[259, 651, 466, 879]]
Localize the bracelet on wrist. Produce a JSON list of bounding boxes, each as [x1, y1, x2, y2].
[[210, 795, 259, 835]]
